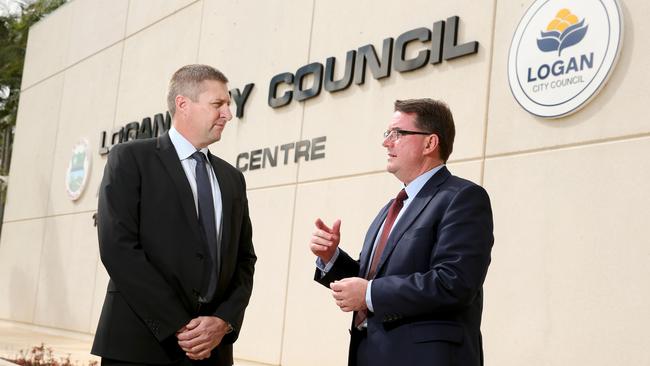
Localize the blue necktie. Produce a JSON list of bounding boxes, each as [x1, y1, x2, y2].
[[191, 151, 218, 302]]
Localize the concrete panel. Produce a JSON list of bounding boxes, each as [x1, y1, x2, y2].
[[298, 0, 495, 182], [4, 74, 64, 221], [0, 219, 46, 323], [21, 3, 72, 89], [482, 137, 650, 366], [233, 186, 295, 364], [282, 173, 401, 366], [198, 0, 314, 189], [114, 2, 202, 130], [126, 0, 199, 36], [65, 0, 128, 66], [47, 44, 122, 216], [446, 159, 483, 186], [486, 1, 649, 155], [33, 212, 100, 332]]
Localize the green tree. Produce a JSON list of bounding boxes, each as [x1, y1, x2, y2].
[[0, 0, 65, 225]]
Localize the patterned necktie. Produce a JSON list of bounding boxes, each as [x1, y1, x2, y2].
[[191, 151, 218, 301], [355, 188, 408, 328]]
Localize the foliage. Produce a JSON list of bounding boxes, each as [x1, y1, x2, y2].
[[0, 0, 66, 130], [0, 0, 65, 213], [0, 343, 98, 366]]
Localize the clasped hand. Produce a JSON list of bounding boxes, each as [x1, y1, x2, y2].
[[176, 316, 230, 360], [330, 277, 369, 312]]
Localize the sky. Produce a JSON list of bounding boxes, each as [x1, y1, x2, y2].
[[0, 0, 33, 16]]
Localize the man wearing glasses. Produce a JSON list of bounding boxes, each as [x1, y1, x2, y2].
[[310, 98, 494, 366]]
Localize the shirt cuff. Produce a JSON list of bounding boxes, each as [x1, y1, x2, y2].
[[365, 279, 374, 312], [315, 248, 340, 276]]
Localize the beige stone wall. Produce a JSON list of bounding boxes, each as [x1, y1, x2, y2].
[[1, 0, 649, 365]]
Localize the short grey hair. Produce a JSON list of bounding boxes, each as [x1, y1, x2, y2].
[[167, 64, 228, 115]]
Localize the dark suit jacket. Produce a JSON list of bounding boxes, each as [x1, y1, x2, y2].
[[316, 167, 493, 366], [92, 133, 256, 365]]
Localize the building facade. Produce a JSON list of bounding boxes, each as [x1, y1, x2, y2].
[[0, 0, 649, 365]]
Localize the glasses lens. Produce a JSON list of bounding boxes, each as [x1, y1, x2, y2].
[[384, 129, 401, 140]]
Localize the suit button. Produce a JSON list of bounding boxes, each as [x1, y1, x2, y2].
[[196, 253, 204, 260]]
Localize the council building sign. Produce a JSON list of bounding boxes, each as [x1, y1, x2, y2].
[[508, 0, 623, 118], [97, 15, 479, 172]]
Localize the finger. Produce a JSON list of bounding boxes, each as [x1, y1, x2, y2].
[[315, 218, 332, 233], [337, 277, 355, 283], [332, 291, 344, 301], [310, 242, 327, 250], [310, 243, 331, 254], [178, 336, 202, 349], [313, 228, 333, 240], [187, 342, 212, 357], [310, 235, 333, 246], [188, 346, 211, 359], [187, 351, 209, 361], [332, 219, 341, 235], [177, 327, 202, 342], [338, 277, 361, 286], [189, 341, 210, 354], [185, 317, 201, 330], [330, 281, 341, 291]]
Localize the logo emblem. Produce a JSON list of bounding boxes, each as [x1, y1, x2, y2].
[[537, 9, 588, 56], [508, 0, 623, 118], [66, 139, 91, 201]]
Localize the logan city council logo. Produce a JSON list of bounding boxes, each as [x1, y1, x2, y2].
[[66, 139, 91, 201], [508, 0, 623, 118]]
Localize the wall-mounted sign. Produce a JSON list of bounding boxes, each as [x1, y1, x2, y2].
[[508, 0, 623, 118], [268, 16, 478, 109], [99, 112, 171, 155], [236, 136, 326, 172], [66, 139, 91, 201], [99, 14, 479, 169]]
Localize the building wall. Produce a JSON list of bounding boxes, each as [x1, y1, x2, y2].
[[1, 0, 649, 365]]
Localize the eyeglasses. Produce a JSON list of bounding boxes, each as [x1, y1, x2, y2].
[[383, 129, 432, 141]]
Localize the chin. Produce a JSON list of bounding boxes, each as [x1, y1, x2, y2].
[[209, 133, 222, 143]]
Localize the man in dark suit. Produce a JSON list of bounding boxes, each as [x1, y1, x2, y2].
[[310, 98, 493, 366], [92, 64, 256, 366]]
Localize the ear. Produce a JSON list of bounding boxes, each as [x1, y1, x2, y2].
[[175, 95, 188, 114], [423, 134, 439, 155]]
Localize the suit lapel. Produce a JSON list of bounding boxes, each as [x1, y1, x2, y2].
[[359, 203, 391, 276], [374, 167, 451, 276], [156, 133, 203, 245]]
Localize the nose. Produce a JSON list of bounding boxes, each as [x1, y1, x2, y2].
[[382, 135, 392, 148], [221, 104, 233, 121]]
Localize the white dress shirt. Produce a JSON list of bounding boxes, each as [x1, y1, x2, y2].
[[168, 126, 223, 249]]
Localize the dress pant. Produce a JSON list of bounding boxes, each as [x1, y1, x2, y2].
[[350, 327, 369, 366], [101, 357, 228, 366]]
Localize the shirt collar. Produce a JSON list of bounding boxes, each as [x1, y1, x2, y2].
[[169, 126, 209, 160], [404, 164, 445, 200]]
